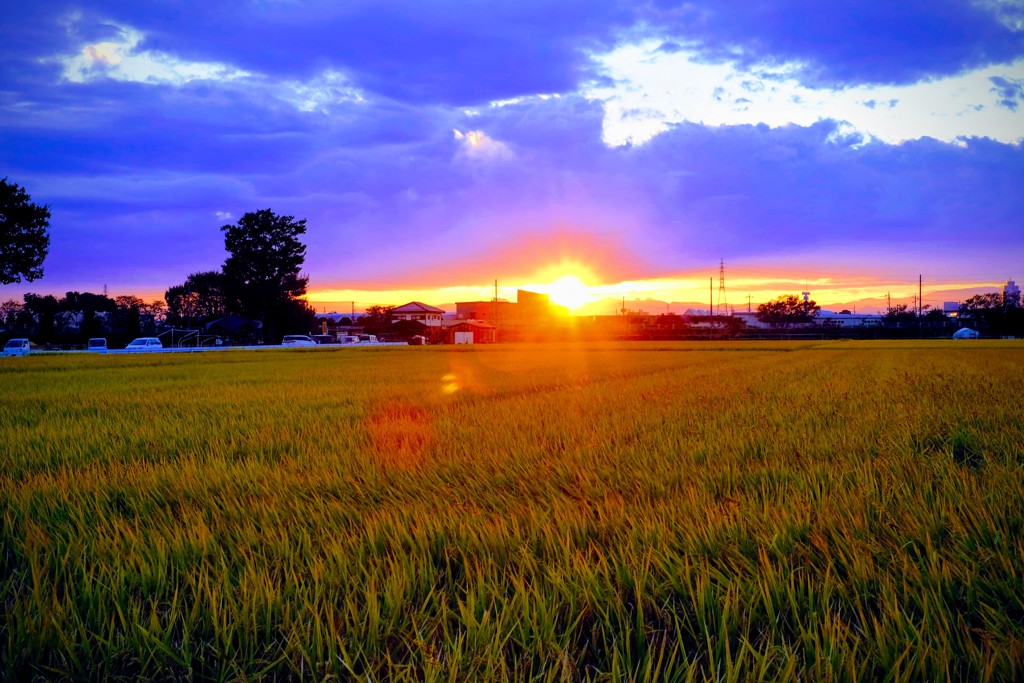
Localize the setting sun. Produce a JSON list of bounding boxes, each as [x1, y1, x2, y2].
[[546, 274, 592, 310]]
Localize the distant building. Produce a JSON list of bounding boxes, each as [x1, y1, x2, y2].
[[455, 299, 516, 322], [816, 311, 883, 327], [1004, 279, 1020, 307], [732, 311, 770, 329], [392, 301, 445, 326], [733, 310, 883, 329], [943, 302, 960, 317], [455, 289, 567, 323]]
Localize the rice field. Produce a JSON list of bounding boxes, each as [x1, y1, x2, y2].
[[2, 340, 1023, 681]]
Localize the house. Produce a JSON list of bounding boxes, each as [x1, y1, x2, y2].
[[392, 302, 445, 326], [440, 320, 496, 344]]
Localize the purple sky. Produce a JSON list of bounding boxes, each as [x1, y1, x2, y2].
[[2, 1, 1022, 311]]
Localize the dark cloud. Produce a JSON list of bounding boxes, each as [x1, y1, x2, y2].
[[1, 1, 1021, 297], [640, 0, 1024, 88], [15, 0, 634, 106]]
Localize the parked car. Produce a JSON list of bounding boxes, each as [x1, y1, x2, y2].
[[281, 335, 317, 347], [340, 335, 360, 344], [87, 337, 108, 352], [2, 338, 32, 356], [126, 337, 163, 351], [358, 334, 378, 344], [409, 335, 427, 345], [311, 334, 336, 345]]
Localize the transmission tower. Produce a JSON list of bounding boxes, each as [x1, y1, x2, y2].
[[717, 259, 729, 317]]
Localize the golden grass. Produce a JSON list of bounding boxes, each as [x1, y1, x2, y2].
[[2, 341, 1023, 680]]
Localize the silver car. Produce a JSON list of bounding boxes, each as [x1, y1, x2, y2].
[[126, 337, 163, 351], [281, 335, 317, 347]]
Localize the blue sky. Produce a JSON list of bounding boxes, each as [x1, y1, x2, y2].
[[2, 1, 1022, 311]]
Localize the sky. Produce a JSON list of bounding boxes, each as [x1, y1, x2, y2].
[[2, 0, 1023, 314]]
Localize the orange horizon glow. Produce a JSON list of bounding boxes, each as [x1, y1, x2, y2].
[[87, 260, 1007, 318], [303, 267, 1007, 316]]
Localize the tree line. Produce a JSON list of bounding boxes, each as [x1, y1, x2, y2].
[[2, 177, 1022, 342], [1, 177, 314, 344]]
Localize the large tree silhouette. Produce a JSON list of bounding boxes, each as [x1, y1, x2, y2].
[[221, 209, 314, 341], [0, 178, 50, 284]]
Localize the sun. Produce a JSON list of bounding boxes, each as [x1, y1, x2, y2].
[[546, 274, 592, 311]]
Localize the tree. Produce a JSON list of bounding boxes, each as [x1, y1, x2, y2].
[[755, 294, 820, 328], [359, 305, 394, 334], [59, 291, 116, 339], [361, 305, 394, 325], [959, 292, 1024, 337], [0, 299, 23, 331], [22, 293, 59, 340], [221, 209, 313, 340], [165, 271, 227, 327], [882, 304, 917, 325], [1, 178, 51, 284], [143, 300, 167, 328], [113, 295, 146, 337]]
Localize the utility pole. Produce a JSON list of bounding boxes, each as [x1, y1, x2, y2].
[[919, 274, 923, 338], [493, 279, 498, 326], [747, 294, 752, 313], [709, 277, 713, 318], [717, 259, 728, 318], [886, 291, 891, 315]]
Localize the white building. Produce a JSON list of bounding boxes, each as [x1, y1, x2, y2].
[[391, 301, 445, 326]]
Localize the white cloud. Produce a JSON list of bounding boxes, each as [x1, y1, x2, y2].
[[282, 69, 365, 113], [53, 20, 369, 115], [58, 24, 250, 86], [453, 129, 515, 162], [215, 211, 233, 221], [976, 0, 1024, 31], [583, 40, 1024, 146]]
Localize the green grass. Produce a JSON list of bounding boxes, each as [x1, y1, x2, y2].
[[2, 341, 1023, 680]]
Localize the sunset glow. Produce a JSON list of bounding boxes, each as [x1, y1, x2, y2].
[[544, 274, 592, 310], [303, 270, 1007, 317]]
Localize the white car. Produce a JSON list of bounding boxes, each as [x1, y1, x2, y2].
[[3, 338, 31, 356], [281, 335, 317, 347], [126, 337, 163, 351], [87, 337, 108, 352]]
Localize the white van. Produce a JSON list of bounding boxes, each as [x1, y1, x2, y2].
[[88, 338, 108, 352], [358, 334, 378, 344], [2, 338, 31, 356]]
